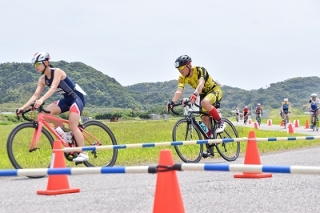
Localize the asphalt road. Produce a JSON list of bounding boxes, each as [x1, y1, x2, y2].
[[1, 120, 320, 213], [234, 119, 320, 136]]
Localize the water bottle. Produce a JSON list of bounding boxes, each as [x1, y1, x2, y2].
[[55, 126, 66, 140], [199, 121, 209, 134], [65, 131, 73, 144]]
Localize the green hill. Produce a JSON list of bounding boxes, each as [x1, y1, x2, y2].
[[1, 61, 319, 114], [0, 61, 142, 110]]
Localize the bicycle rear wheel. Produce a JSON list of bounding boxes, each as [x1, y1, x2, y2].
[[81, 120, 118, 167], [215, 118, 240, 162], [6, 122, 54, 178], [172, 118, 203, 163]]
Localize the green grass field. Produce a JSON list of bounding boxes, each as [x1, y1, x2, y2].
[[1, 114, 319, 169]]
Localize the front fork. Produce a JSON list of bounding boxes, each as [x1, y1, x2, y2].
[[29, 121, 43, 152]]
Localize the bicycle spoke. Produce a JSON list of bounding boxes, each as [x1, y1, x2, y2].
[[173, 119, 203, 163], [215, 118, 240, 161], [81, 120, 118, 167], [7, 123, 53, 175]]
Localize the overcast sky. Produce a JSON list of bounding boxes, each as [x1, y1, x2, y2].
[[1, 0, 319, 90]]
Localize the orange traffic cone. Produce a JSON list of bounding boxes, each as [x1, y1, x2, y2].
[[253, 122, 259, 129], [280, 120, 284, 126], [287, 123, 295, 134], [37, 140, 80, 195], [234, 131, 272, 178], [248, 119, 252, 124], [294, 119, 299, 128], [305, 120, 310, 129], [153, 149, 185, 213], [267, 119, 272, 126]]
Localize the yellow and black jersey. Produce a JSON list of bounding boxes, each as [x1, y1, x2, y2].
[[178, 66, 218, 94]]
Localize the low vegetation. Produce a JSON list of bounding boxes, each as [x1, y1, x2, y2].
[[0, 114, 318, 169]]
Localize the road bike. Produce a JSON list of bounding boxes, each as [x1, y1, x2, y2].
[[235, 113, 240, 122], [311, 109, 319, 131], [6, 103, 118, 178], [169, 99, 240, 163], [244, 113, 249, 124], [256, 113, 262, 126], [282, 111, 290, 128]]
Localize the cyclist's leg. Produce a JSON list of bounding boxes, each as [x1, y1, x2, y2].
[[202, 89, 225, 132], [45, 100, 63, 127], [66, 95, 88, 162], [201, 95, 220, 121], [69, 98, 85, 146]]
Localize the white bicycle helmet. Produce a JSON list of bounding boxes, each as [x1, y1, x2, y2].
[[284, 98, 288, 102], [311, 93, 317, 98], [31, 52, 50, 64]]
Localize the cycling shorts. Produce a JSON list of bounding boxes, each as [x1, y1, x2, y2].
[[199, 87, 223, 116], [54, 91, 85, 115]]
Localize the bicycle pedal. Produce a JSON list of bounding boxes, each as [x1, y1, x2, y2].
[[75, 161, 84, 166]]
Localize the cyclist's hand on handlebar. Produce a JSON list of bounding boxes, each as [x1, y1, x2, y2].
[[189, 92, 198, 104], [34, 99, 44, 109], [16, 108, 24, 115], [166, 101, 174, 112]]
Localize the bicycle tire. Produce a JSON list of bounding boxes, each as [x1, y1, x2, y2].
[[257, 116, 261, 126], [81, 120, 118, 167], [6, 122, 54, 178], [172, 118, 203, 163], [312, 116, 317, 131], [215, 118, 240, 161]]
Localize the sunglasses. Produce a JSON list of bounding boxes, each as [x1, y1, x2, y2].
[[34, 62, 42, 67], [177, 65, 186, 72]]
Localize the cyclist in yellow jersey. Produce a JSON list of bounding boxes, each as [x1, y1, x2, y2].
[[167, 55, 225, 135]]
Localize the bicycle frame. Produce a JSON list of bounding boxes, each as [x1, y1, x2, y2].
[[182, 103, 216, 139], [29, 112, 100, 151], [312, 109, 319, 122]]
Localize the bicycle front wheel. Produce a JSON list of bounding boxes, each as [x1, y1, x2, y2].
[[81, 120, 118, 167], [6, 122, 54, 178], [173, 118, 203, 163], [215, 118, 240, 162], [312, 116, 318, 131]]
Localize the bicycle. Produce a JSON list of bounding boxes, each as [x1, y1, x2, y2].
[[256, 113, 262, 126], [169, 99, 240, 163], [6, 103, 118, 178], [235, 113, 239, 122], [282, 111, 290, 128], [243, 113, 249, 124], [311, 109, 319, 131]]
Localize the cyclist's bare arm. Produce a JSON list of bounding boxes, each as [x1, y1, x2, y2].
[[171, 87, 183, 102], [20, 77, 45, 110], [194, 78, 205, 95]]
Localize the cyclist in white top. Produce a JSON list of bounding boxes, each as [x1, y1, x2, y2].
[[309, 93, 320, 125]]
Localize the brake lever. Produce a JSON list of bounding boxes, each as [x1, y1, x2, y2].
[[15, 109, 21, 121]]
